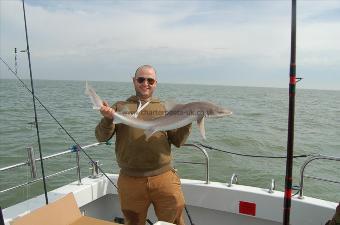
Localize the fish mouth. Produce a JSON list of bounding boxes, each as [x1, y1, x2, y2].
[[223, 110, 233, 116], [208, 110, 232, 118], [218, 108, 233, 116]]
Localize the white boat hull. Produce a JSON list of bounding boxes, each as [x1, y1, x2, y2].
[[3, 174, 337, 225]]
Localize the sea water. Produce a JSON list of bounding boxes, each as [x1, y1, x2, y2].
[[0, 79, 339, 208]]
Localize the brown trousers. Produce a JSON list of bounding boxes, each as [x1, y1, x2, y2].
[[117, 169, 186, 225]]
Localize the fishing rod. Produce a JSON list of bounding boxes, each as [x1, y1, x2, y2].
[[283, 0, 297, 224], [21, 0, 49, 205]]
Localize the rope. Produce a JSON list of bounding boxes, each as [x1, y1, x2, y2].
[[132, 100, 150, 118], [185, 205, 195, 225], [198, 143, 310, 159]]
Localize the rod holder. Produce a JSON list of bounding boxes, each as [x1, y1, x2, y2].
[[268, 179, 276, 193], [26, 147, 37, 178], [228, 173, 238, 187], [89, 160, 102, 179]]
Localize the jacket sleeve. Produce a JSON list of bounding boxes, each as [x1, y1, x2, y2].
[[167, 123, 192, 148], [95, 103, 119, 142], [95, 117, 115, 142]]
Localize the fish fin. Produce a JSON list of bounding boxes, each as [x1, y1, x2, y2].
[[144, 128, 157, 141], [197, 117, 206, 140]]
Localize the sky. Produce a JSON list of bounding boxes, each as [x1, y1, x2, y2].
[[0, 0, 339, 90]]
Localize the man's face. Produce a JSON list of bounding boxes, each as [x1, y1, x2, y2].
[[133, 67, 157, 100]]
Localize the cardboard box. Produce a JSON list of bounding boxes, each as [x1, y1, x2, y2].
[[10, 193, 119, 225]]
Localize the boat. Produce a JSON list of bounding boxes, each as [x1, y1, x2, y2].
[[0, 0, 339, 225], [1, 142, 339, 225]]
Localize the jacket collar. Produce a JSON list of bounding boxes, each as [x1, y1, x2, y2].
[[126, 95, 161, 103]]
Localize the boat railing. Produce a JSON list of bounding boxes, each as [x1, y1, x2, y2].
[[0, 142, 107, 194], [298, 154, 340, 199], [2, 142, 339, 199], [0, 142, 211, 194], [176, 143, 210, 184]]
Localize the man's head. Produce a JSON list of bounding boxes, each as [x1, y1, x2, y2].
[[133, 65, 157, 100]]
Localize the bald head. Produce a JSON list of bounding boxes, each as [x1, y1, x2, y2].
[[133, 65, 158, 100], [134, 65, 157, 79]]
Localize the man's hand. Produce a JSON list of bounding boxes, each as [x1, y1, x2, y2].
[[100, 101, 115, 120]]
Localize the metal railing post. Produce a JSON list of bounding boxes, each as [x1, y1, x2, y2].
[[183, 143, 210, 184], [75, 145, 82, 185], [26, 147, 37, 178], [299, 154, 340, 198]]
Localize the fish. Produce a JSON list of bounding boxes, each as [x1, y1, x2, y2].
[[112, 101, 232, 140], [140, 101, 232, 140], [85, 81, 103, 110], [85, 82, 232, 140]]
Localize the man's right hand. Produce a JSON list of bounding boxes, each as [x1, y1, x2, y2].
[[100, 101, 115, 120]]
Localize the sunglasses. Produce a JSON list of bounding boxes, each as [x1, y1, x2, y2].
[[135, 77, 156, 85]]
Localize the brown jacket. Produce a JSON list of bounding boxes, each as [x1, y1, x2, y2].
[[95, 96, 191, 176]]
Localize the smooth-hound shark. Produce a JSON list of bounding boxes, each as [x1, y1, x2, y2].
[[85, 82, 232, 140]]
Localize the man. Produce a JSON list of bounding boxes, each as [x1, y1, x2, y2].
[[95, 65, 191, 225]]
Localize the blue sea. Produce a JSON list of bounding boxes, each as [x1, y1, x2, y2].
[[0, 79, 339, 208]]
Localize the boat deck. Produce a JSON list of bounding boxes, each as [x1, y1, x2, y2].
[[3, 174, 337, 225]]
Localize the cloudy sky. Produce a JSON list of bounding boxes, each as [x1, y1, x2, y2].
[[0, 0, 339, 90]]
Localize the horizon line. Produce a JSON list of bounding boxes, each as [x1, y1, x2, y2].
[[1, 77, 339, 92]]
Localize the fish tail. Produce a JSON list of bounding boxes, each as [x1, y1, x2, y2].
[[85, 81, 103, 110]]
